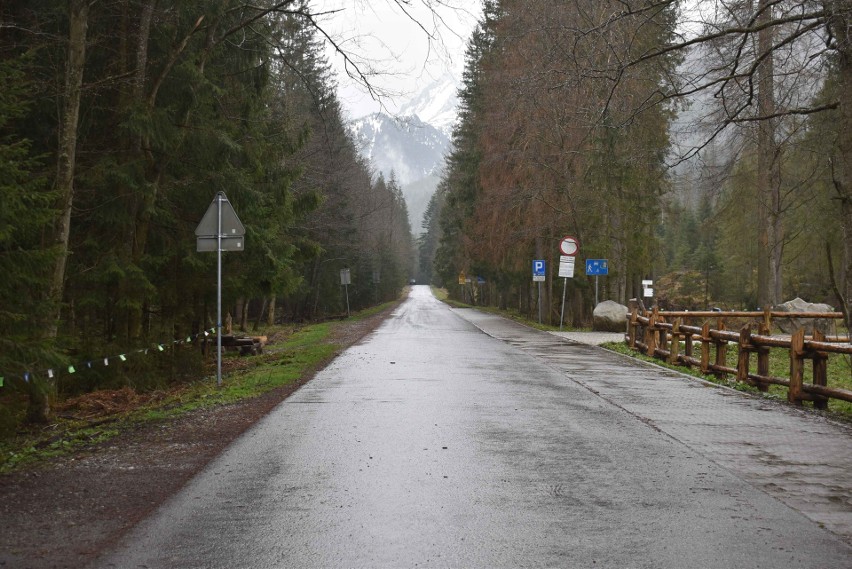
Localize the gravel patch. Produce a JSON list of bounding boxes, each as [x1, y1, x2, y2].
[[550, 331, 625, 345]]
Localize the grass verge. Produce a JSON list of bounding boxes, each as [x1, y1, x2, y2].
[[602, 341, 852, 423], [0, 304, 393, 473], [432, 288, 852, 422]]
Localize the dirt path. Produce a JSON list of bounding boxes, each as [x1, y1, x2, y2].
[[0, 305, 397, 569]]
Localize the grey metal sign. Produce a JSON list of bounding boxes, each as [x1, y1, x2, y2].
[[194, 191, 246, 388], [195, 191, 245, 238], [196, 236, 244, 252]]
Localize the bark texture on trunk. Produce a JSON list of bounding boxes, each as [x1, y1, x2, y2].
[[756, 0, 782, 307], [828, 0, 852, 328], [48, 0, 89, 339]]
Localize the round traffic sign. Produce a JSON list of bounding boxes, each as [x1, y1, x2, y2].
[[560, 236, 579, 256]]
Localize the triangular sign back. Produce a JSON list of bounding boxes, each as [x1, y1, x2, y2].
[[195, 191, 245, 237]]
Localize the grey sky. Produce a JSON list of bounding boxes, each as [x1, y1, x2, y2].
[[314, 0, 481, 118]]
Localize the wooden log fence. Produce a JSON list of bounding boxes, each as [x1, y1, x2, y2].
[[626, 307, 852, 409]]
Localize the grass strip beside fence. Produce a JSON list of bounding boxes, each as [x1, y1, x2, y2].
[[0, 316, 360, 473]]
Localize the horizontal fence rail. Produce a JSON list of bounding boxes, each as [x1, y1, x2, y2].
[[626, 307, 852, 409]]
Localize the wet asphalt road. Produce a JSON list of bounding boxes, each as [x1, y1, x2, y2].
[[93, 286, 851, 568]]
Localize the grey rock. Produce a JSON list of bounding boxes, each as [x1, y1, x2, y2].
[[593, 300, 629, 332], [773, 297, 835, 335]]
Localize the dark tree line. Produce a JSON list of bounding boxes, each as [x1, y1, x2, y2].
[[0, 0, 413, 423], [423, 0, 851, 328]]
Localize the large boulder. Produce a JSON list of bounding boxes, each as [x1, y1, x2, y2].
[[773, 297, 835, 335], [593, 300, 629, 332]]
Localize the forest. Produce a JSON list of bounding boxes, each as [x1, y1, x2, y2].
[[420, 0, 852, 331], [2, 1, 852, 427], [0, 1, 413, 422]]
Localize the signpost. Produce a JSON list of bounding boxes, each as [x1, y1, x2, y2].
[[533, 260, 546, 324], [558, 236, 579, 331], [340, 268, 351, 317], [195, 191, 245, 388], [585, 259, 609, 306], [559, 236, 579, 256], [532, 260, 546, 281], [642, 279, 654, 301], [558, 256, 575, 278]]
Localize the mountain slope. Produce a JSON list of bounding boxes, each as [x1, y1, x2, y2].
[[348, 74, 458, 233], [349, 113, 448, 187]]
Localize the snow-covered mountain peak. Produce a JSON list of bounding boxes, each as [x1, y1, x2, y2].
[[346, 73, 460, 234], [397, 72, 459, 137]]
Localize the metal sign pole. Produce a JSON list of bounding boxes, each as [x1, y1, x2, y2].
[[195, 190, 245, 389], [560, 277, 567, 331], [537, 281, 542, 324], [595, 275, 599, 307], [344, 283, 350, 317], [216, 193, 223, 388]]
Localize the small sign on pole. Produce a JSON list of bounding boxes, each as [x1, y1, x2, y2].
[[643, 279, 654, 300], [585, 259, 609, 276], [558, 256, 575, 278], [532, 260, 546, 282], [585, 259, 609, 307], [340, 268, 351, 317], [195, 191, 245, 388], [560, 236, 579, 256], [533, 260, 546, 324], [558, 238, 580, 331]]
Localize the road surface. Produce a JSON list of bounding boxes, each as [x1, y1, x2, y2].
[[93, 286, 851, 568]]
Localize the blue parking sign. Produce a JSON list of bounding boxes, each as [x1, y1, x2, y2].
[[532, 260, 546, 281]]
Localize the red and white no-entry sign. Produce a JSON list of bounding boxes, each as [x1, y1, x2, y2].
[[559, 236, 579, 256]]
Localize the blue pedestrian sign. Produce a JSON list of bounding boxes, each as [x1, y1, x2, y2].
[[532, 259, 546, 282], [585, 259, 609, 276]]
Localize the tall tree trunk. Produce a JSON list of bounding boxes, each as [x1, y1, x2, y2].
[[756, 0, 782, 307], [253, 298, 268, 331], [122, 0, 157, 341], [828, 0, 852, 329], [47, 0, 89, 339], [33, 0, 90, 423], [267, 294, 276, 326]]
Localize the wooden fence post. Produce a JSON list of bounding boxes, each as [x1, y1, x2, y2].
[[669, 318, 682, 365], [684, 324, 694, 361], [755, 346, 770, 392], [789, 329, 805, 406], [756, 308, 770, 391], [736, 326, 753, 385], [714, 318, 728, 379], [761, 305, 772, 335], [628, 307, 638, 348], [812, 329, 829, 410], [700, 322, 711, 374], [645, 310, 658, 357]]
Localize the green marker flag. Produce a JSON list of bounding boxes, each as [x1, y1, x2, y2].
[[119, 354, 127, 362], [68, 365, 76, 374], [0, 377, 4, 387]]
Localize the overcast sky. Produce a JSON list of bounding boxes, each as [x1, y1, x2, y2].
[[313, 0, 481, 119]]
